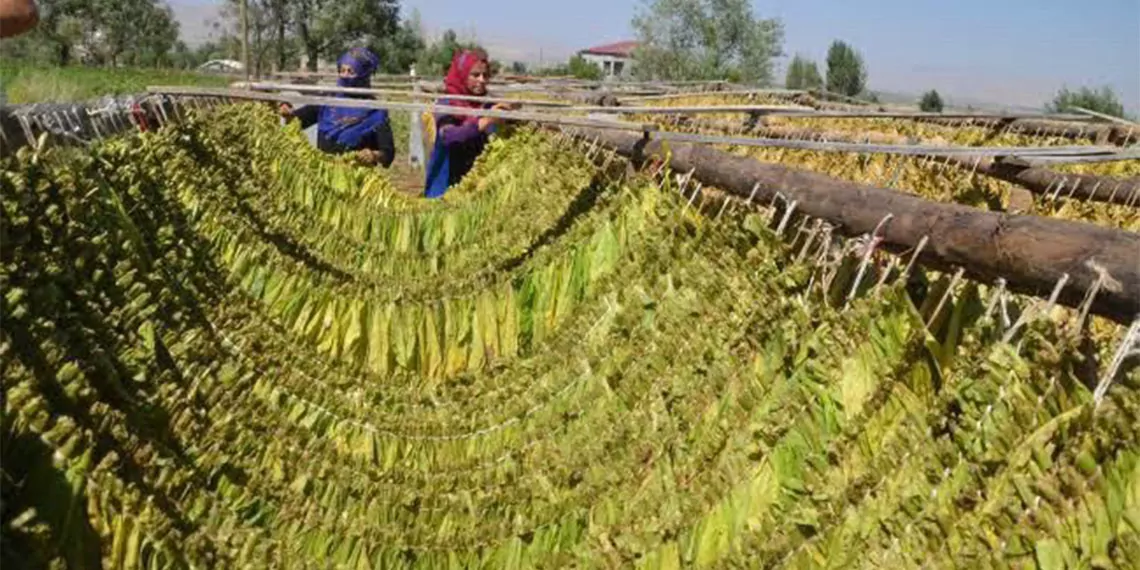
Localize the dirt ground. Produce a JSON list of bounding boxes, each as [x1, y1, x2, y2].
[[387, 160, 426, 196]]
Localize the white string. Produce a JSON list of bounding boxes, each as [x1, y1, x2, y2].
[[718, 182, 760, 220], [1049, 177, 1069, 201], [925, 268, 965, 329], [1087, 180, 1102, 202], [871, 255, 901, 293], [1094, 318, 1140, 408], [983, 278, 1007, 321], [1108, 182, 1121, 204], [794, 218, 823, 264], [767, 191, 788, 223], [775, 200, 798, 236], [968, 155, 982, 181], [1002, 273, 1069, 344], [847, 213, 895, 303], [901, 236, 929, 280], [15, 112, 35, 148], [1073, 260, 1122, 330], [683, 183, 703, 213], [1065, 178, 1082, 201], [676, 167, 696, 196]]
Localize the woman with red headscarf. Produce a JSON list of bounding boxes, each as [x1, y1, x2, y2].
[[423, 49, 517, 198]]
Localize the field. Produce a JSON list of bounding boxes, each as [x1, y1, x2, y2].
[[0, 64, 233, 104], [2, 98, 1139, 570]]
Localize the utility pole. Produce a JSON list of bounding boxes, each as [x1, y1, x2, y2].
[[240, 0, 251, 81]]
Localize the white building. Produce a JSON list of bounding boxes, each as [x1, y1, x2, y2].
[[578, 41, 638, 80]]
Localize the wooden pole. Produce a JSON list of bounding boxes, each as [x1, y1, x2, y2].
[[146, 86, 660, 133], [962, 158, 1140, 207], [569, 126, 1140, 325], [696, 120, 1140, 207], [916, 117, 1134, 146], [149, 86, 1128, 163], [244, 82, 572, 108], [1069, 106, 1140, 127]]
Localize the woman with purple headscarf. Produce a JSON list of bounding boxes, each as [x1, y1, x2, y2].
[[281, 47, 396, 168]]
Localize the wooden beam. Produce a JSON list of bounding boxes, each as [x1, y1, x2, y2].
[[243, 82, 572, 108], [687, 119, 1140, 207], [1069, 106, 1140, 127], [590, 104, 1094, 122], [146, 86, 659, 134], [578, 104, 817, 115], [1007, 188, 1036, 215], [619, 89, 807, 103], [917, 117, 1137, 146], [569, 126, 1140, 325], [963, 158, 1140, 207]]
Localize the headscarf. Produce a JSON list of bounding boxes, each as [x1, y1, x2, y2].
[[441, 49, 489, 110], [318, 47, 388, 148], [336, 46, 380, 87]]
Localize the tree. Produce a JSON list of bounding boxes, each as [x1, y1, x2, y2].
[[1, 0, 98, 65], [919, 89, 944, 113], [784, 54, 821, 90], [566, 55, 602, 80], [368, 9, 424, 73], [0, 0, 193, 68], [825, 40, 866, 96], [129, 1, 179, 66], [631, 0, 784, 83], [1046, 86, 1125, 118], [85, 0, 177, 67], [265, 0, 291, 71], [292, 0, 399, 71], [510, 61, 528, 75], [537, 54, 604, 80], [415, 29, 481, 76]]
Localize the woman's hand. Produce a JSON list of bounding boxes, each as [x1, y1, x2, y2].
[[354, 149, 382, 166], [478, 102, 519, 131]]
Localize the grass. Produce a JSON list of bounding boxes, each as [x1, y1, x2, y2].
[[0, 64, 234, 104]]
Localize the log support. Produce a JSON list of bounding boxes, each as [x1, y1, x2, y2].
[[570, 126, 1140, 325]]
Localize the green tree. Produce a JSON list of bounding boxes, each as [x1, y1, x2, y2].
[[266, 0, 292, 71], [415, 29, 481, 76], [825, 40, 866, 96], [368, 10, 425, 73], [130, 2, 179, 66], [537, 55, 604, 80], [5, 0, 87, 65], [220, 0, 276, 75], [566, 55, 602, 80], [510, 61, 528, 75], [784, 54, 821, 90], [0, 0, 178, 66], [919, 89, 944, 112], [1046, 86, 1125, 118], [631, 0, 784, 83], [292, 0, 399, 71]]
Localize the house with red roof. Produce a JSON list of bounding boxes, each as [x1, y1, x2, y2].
[[578, 40, 639, 80]]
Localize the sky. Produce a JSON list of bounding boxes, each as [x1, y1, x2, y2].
[[171, 0, 1140, 112]]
